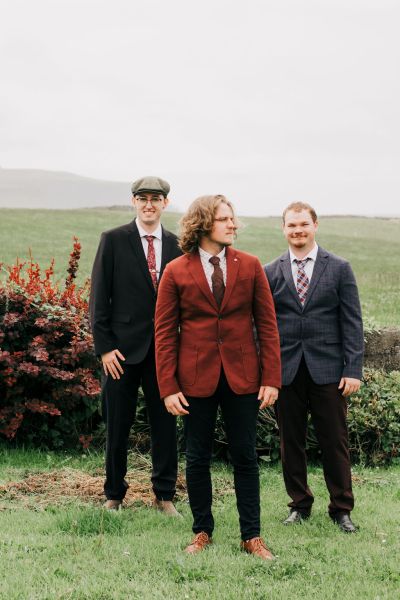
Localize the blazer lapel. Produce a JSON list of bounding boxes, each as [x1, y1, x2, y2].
[[160, 227, 175, 279], [280, 251, 303, 309], [188, 251, 219, 311], [303, 247, 329, 308], [220, 247, 240, 311], [127, 220, 155, 293]]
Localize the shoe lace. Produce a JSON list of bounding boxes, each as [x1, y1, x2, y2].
[[251, 537, 267, 551], [194, 532, 209, 544]]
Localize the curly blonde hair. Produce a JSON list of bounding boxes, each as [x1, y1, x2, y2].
[[179, 195, 238, 254]]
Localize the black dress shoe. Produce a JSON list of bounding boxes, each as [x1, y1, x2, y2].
[[283, 510, 310, 525], [331, 512, 358, 533]]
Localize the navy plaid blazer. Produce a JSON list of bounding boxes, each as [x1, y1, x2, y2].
[[264, 247, 364, 386]]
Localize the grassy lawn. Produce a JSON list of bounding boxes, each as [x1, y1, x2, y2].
[[1, 209, 399, 596], [1, 209, 399, 327], [0, 448, 399, 599]]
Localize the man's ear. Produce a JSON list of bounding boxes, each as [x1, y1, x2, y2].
[[163, 196, 170, 209]]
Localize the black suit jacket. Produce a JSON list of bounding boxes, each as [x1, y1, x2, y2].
[[89, 219, 182, 364], [264, 247, 364, 386]]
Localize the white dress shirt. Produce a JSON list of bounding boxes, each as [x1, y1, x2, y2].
[[198, 246, 227, 291], [289, 243, 319, 286], [136, 219, 162, 280]]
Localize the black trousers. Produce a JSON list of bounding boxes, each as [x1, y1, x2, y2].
[[275, 357, 354, 516], [184, 371, 260, 541], [102, 345, 177, 501]]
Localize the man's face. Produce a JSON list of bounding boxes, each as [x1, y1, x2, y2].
[[132, 192, 168, 227], [283, 209, 318, 252], [208, 202, 236, 247]]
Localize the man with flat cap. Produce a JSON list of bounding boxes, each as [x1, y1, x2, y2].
[[90, 176, 182, 514]]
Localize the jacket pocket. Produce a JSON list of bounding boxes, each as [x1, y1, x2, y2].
[[325, 337, 341, 344], [241, 343, 260, 382], [178, 346, 198, 386], [111, 312, 131, 323]]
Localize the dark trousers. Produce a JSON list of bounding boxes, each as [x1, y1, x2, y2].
[[275, 357, 354, 516], [102, 345, 177, 501], [184, 371, 260, 541]]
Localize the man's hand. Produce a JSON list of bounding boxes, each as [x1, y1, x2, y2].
[[258, 386, 279, 409], [164, 392, 189, 416], [101, 349, 126, 380], [339, 377, 361, 397]]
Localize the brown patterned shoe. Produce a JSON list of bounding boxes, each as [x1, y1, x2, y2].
[[240, 537, 274, 561], [184, 532, 212, 555], [152, 498, 182, 518], [103, 499, 122, 511]]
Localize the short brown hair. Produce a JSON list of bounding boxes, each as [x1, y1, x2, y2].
[[179, 194, 238, 254], [282, 202, 318, 224]]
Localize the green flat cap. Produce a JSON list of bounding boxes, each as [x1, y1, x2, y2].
[[131, 176, 170, 197]]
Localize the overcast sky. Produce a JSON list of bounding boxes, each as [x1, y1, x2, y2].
[[1, 0, 399, 215]]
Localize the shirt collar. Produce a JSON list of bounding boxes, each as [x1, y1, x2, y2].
[[199, 246, 226, 263], [136, 219, 162, 241], [290, 243, 318, 264]]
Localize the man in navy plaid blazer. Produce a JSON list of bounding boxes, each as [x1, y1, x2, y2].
[[264, 202, 363, 533]]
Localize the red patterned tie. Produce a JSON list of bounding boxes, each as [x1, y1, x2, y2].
[[294, 258, 310, 304], [145, 235, 158, 290], [209, 256, 225, 307]]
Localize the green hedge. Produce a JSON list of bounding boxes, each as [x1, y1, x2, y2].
[[1, 247, 399, 464], [346, 369, 400, 464], [132, 368, 400, 466]]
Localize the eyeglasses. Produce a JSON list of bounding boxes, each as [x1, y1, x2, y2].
[[135, 196, 164, 205]]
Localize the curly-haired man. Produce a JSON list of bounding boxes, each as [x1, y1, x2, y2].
[[155, 194, 281, 559]]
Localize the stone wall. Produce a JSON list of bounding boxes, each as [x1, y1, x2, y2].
[[364, 328, 400, 371]]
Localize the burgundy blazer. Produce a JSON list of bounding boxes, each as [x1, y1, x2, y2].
[[155, 247, 281, 398]]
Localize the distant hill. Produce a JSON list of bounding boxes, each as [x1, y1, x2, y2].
[[0, 168, 180, 210], [1, 167, 398, 218]]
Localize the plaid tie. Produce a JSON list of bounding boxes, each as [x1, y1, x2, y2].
[[145, 235, 158, 290], [294, 258, 310, 304], [209, 256, 225, 307]]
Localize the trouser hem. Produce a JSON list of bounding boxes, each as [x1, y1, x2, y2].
[[193, 527, 213, 536], [154, 492, 175, 501], [241, 532, 261, 542]]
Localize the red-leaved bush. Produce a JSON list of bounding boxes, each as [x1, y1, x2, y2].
[[0, 239, 101, 448]]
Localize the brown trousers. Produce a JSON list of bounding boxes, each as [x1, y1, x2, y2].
[[275, 357, 354, 515]]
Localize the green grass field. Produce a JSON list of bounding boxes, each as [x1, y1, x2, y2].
[[0, 448, 399, 600], [1, 212, 400, 598], [0, 209, 399, 326]]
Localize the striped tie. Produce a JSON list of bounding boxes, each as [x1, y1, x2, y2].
[[294, 258, 310, 304]]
